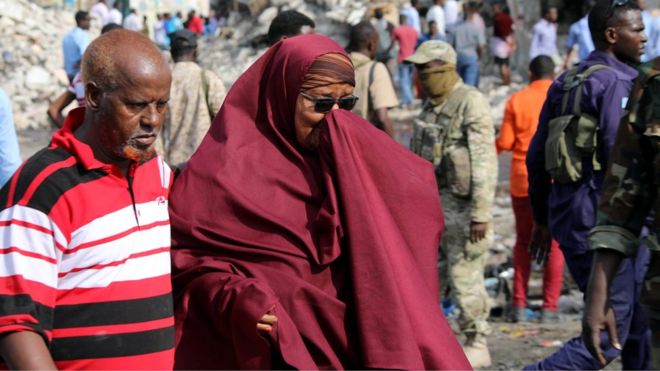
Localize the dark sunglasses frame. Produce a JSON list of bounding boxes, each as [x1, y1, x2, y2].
[[299, 91, 359, 113], [606, 0, 634, 19]]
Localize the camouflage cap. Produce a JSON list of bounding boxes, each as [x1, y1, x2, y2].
[[404, 40, 457, 65]]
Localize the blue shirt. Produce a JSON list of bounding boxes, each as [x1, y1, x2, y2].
[[0, 89, 21, 188], [530, 18, 557, 59], [566, 16, 594, 63], [526, 51, 637, 249], [650, 17, 660, 60], [62, 27, 89, 79]]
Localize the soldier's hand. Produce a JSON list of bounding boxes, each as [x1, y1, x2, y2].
[[529, 223, 552, 265], [469, 222, 487, 243]]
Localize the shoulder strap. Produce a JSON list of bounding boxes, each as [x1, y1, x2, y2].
[[560, 64, 614, 116], [367, 61, 378, 116]]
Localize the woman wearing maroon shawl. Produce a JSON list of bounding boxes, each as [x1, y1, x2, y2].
[[169, 34, 470, 370]]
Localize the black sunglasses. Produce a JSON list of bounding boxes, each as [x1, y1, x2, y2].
[[300, 91, 359, 113], [607, 0, 634, 18]]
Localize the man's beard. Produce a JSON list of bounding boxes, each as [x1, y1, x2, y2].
[[122, 145, 156, 163]]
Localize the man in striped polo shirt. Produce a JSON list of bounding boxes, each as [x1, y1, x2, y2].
[[0, 29, 174, 369]]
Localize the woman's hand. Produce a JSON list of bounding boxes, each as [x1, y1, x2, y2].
[[257, 307, 278, 334]]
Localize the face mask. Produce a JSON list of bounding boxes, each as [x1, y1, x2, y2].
[[418, 64, 460, 106]]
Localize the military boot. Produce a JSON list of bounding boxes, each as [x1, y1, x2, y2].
[[463, 334, 491, 369]]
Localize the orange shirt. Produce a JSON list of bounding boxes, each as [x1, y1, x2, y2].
[[496, 79, 553, 197]]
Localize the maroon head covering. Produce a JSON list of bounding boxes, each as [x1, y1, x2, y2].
[[169, 34, 470, 370]]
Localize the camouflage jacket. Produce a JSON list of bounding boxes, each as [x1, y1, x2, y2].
[[414, 81, 497, 223], [589, 58, 660, 256]]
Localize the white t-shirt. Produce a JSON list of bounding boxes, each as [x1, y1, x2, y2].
[[444, 0, 460, 29], [104, 8, 122, 25], [123, 13, 142, 31], [90, 2, 108, 24], [426, 5, 446, 36]]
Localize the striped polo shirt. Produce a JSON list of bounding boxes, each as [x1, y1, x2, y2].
[[0, 108, 174, 369]]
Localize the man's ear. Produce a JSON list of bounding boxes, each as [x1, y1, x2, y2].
[[85, 81, 102, 110], [604, 26, 618, 45]]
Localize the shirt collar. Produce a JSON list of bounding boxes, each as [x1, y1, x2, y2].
[[50, 107, 114, 173], [583, 50, 638, 80]]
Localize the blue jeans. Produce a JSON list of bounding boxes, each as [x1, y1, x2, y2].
[[457, 53, 479, 87], [398, 63, 414, 106], [524, 242, 651, 370]]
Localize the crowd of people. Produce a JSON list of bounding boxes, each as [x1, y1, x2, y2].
[[0, 0, 659, 369]]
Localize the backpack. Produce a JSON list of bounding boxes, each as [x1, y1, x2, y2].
[[544, 64, 613, 184]]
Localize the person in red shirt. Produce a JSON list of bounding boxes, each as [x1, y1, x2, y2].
[[186, 10, 204, 36], [491, 2, 516, 85], [496, 55, 564, 323], [389, 14, 419, 107]]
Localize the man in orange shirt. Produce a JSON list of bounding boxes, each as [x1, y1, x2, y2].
[[496, 55, 564, 322]]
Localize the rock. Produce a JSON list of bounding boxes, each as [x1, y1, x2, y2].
[[25, 66, 51, 90], [257, 6, 278, 26]]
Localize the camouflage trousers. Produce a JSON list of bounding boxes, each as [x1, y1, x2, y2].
[[644, 304, 660, 369], [439, 192, 492, 337]]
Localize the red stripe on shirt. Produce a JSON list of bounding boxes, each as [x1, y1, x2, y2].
[[66, 219, 169, 254], [56, 274, 172, 305], [17, 157, 78, 207], [58, 247, 170, 277], [52, 317, 174, 338], [0, 276, 55, 303], [4, 162, 25, 209], [0, 246, 56, 264], [0, 219, 67, 253]]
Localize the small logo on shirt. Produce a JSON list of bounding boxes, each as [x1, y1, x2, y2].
[[622, 97, 629, 109], [156, 196, 167, 206]]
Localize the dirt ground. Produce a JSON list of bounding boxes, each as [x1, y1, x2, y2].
[[15, 107, 625, 370]]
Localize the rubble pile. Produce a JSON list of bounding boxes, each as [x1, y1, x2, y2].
[[0, 0, 90, 130]]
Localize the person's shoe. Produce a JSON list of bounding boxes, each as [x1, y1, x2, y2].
[[463, 335, 492, 368], [539, 309, 560, 323], [509, 306, 527, 322]]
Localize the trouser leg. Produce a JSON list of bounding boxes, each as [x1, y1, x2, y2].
[[511, 196, 532, 308], [440, 195, 491, 337], [541, 241, 564, 311]]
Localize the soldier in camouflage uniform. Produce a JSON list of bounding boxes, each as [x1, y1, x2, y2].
[[405, 40, 497, 369], [583, 57, 660, 368]]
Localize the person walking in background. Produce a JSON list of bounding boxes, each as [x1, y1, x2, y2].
[[426, 0, 446, 40], [104, 1, 122, 26], [372, 7, 396, 76], [123, 8, 142, 32], [267, 10, 315, 46], [419, 20, 446, 44], [496, 55, 564, 323], [186, 10, 204, 36], [389, 14, 419, 108], [491, 2, 515, 85], [0, 88, 20, 188], [448, 2, 485, 87], [562, 1, 595, 70], [89, 0, 108, 25], [525, 1, 650, 369], [158, 30, 226, 167], [400, 0, 422, 34], [154, 13, 168, 50], [62, 11, 90, 83], [640, 0, 654, 61], [407, 40, 497, 368], [530, 7, 558, 61], [347, 21, 398, 136], [444, 0, 461, 33]]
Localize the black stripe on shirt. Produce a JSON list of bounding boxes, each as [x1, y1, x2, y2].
[[0, 294, 54, 333], [53, 293, 173, 329], [4, 148, 71, 207], [50, 326, 175, 361], [25, 163, 107, 215]]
